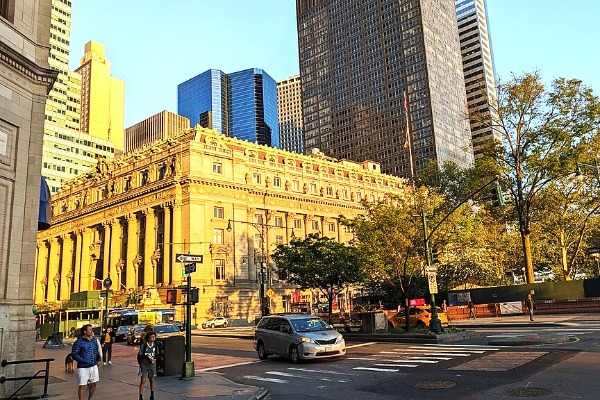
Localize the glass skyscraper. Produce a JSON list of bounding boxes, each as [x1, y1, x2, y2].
[[296, 0, 473, 177], [178, 68, 279, 148]]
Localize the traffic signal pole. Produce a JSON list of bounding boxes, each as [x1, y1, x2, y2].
[[181, 264, 195, 380]]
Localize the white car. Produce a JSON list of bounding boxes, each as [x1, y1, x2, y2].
[[202, 317, 228, 329]]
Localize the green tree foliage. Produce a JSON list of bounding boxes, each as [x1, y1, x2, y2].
[[475, 72, 600, 283], [271, 234, 362, 323]]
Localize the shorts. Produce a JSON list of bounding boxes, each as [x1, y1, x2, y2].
[[139, 363, 157, 379], [76, 365, 99, 386]]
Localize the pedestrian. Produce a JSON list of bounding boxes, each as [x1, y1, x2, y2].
[[525, 293, 535, 321], [441, 299, 450, 322], [71, 324, 102, 400], [138, 331, 157, 400], [468, 299, 476, 319], [100, 327, 115, 365]]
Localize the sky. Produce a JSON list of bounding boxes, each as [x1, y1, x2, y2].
[[69, 1, 600, 128]]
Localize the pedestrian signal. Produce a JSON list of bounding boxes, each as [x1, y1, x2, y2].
[[490, 182, 505, 207], [166, 289, 181, 305]]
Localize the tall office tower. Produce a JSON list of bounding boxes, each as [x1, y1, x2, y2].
[[125, 110, 191, 153], [455, 0, 500, 158], [0, 0, 57, 394], [76, 40, 125, 153], [277, 75, 304, 154], [296, 0, 473, 177], [178, 68, 280, 148]]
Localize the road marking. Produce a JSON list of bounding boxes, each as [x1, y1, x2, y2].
[[353, 367, 399, 372], [196, 361, 259, 372], [424, 352, 472, 357], [346, 357, 377, 361], [267, 371, 350, 383], [373, 363, 418, 368], [380, 359, 438, 364], [410, 356, 452, 360], [346, 342, 378, 349], [419, 344, 501, 349], [288, 367, 353, 375], [407, 346, 488, 353], [243, 375, 288, 383]]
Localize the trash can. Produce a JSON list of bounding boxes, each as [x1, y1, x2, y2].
[[155, 336, 185, 376]]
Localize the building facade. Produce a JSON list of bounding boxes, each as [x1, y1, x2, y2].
[[178, 68, 280, 148], [277, 74, 304, 154], [455, 0, 500, 158], [125, 110, 190, 153], [0, 0, 57, 396], [35, 127, 408, 324], [296, 0, 473, 177]]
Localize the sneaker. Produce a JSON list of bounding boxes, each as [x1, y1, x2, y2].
[[108, 361, 112, 365], [103, 362, 107, 365]]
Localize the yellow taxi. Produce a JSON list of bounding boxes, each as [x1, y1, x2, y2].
[[387, 306, 449, 330]]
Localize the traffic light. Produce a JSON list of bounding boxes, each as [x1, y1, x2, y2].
[[189, 288, 199, 304], [490, 182, 505, 207], [430, 246, 440, 264], [166, 289, 182, 305]]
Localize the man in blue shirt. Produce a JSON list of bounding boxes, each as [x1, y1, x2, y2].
[[71, 324, 102, 400]]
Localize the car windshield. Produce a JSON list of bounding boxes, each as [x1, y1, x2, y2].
[[155, 325, 178, 334], [117, 326, 130, 333], [290, 317, 330, 333], [134, 325, 145, 332]]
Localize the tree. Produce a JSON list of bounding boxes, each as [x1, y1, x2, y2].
[[477, 72, 600, 283], [271, 234, 362, 324]]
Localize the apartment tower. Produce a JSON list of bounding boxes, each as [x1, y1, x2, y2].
[[125, 110, 191, 153], [178, 68, 280, 148], [296, 0, 474, 177], [277, 75, 304, 154], [455, 0, 500, 158]]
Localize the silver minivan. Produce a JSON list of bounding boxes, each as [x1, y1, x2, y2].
[[254, 314, 346, 363]]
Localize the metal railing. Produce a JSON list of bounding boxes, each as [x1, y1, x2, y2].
[[0, 358, 54, 399]]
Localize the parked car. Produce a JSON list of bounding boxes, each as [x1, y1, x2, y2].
[[114, 325, 132, 342], [125, 324, 147, 345], [202, 317, 228, 329], [174, 322, 185, 331], [254, 314, 346, 363], [145, 323, 184, 339], [387, 306, 449, 330]]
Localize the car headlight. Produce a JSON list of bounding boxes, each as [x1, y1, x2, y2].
[[335, 335, 344, 344], [300, 337, 316, 344]]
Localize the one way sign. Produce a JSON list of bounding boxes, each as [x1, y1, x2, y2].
[[176, 253, 204, 263]]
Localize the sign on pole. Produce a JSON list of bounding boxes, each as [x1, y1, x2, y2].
[[266, 288, 275, 298], [428, 272, 438, 294], [176, 254, 203, 263], [184, 263, 196, 274], [103, 277, 112, 289]]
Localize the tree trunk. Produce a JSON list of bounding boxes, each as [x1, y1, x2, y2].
[[521, 233, 535, 284], [560, 231, 572, 281], [327, 286, 334, 325]]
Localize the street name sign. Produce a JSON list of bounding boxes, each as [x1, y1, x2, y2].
[[176, 253, 204, 263]]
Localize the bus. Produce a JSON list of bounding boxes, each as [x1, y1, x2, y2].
[[35, 308, 102, 340], [106, 308, 176, 330]]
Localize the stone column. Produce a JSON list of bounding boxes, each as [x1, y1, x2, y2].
[[102, 221, 112, 279], [162, 204, 172, 285], [110, 219, 122, 284], [35, 241, 49, 304], [126, 214, 139, 289], [171, 202, 183, 284], [74, 230, 83, 293], [144, 208, 157, 287], [46, 237, 60, 302], [80, 228, 92, 291], [60, 233, 74, 300]]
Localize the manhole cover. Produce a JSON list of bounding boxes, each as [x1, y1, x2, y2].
[[415, 380, 456, 389], [504, 387, 553, 397]]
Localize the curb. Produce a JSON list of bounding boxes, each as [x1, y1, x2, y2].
[[251, 387, 269, 400], [452, 322, 562, 329], [341, 330, 484, 344]]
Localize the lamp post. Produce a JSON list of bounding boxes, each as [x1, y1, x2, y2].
[[227, 218, 295, 317]]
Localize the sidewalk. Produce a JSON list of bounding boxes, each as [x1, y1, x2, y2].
[[28, 342, 267, 400], [450, 312, 597, 328]]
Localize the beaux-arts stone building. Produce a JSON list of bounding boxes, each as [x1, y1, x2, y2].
[[35, 126, 408, 323]]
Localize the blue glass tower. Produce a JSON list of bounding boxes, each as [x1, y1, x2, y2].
[[177, 68, 279, 148]]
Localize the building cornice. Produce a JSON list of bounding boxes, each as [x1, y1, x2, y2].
[[0, 41, 57, 94]]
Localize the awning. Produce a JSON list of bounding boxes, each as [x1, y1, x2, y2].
[[38, 176, 52, 231]]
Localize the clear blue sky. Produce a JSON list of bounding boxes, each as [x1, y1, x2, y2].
[[69, 0, 600, 128]]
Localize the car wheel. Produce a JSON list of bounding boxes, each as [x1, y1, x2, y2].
[[210, 323, 215, 328], [223, 322, 228, 328], [416, 321, 426, 329], [257, 342, 268, 360], [289, 345, 301, 364]]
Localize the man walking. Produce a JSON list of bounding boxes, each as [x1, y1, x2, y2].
[[71, 324, 102, 400], [100, 327, 115, 365], [138, 331, 158, 400], [467, 299, 476, 319], [526, 293, 535, 321]]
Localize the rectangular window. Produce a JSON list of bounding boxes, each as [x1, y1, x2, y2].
[[312, 221, 319, 230], [328, 222, 336, 232], [309, 183, 317, 193], [342, 189, 348, 199], [254, 234, 263, 249], [274, 216, 283, 227], [294, 219, 302, 229], [253, 173, 261, 184], [292, 180, 300, 191], [215, 259, 225, 281], [212, 162, 223, 174], [213, 228, 224, 244], [213, 206, 224, 219], [326, 187, 333, 196], [275, 235, 284, 245], [254, 214, 263, 225], [273, 177, 281, 187]]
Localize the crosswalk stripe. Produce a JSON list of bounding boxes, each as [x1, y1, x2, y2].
[[353, 367, 399, 372], [346, 357, 377, 361], [380, 359, 437, 364], [243, 375, 288, 383], [410, 356, 452, 360], [196, 361, 259, 372], [374, 363, 418, 368], [419, 344, 501, 349], [267, 371, 350, 383], [346, 342, 378, 349], [407, 346, 487, 353], [424, 352, 472, 357], [288, 367, 353, 375]]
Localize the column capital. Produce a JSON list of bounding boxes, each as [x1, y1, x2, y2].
[[102, 220, 113, 228], [125, 213, 138, 222]]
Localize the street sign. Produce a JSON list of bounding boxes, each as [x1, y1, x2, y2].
[[266, 288, 275, 298], [103, 277, 112, 289], [185, 263, 196, 274], [587, 247, 600, 256], [176, 253, 204, 263], [426, 265, 438, 273], [427, 272, 438, 294]]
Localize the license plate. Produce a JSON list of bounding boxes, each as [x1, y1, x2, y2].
[[326, 346, 332, 352]]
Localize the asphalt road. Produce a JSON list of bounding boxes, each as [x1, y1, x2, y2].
[[189, 317, 600, 400]]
